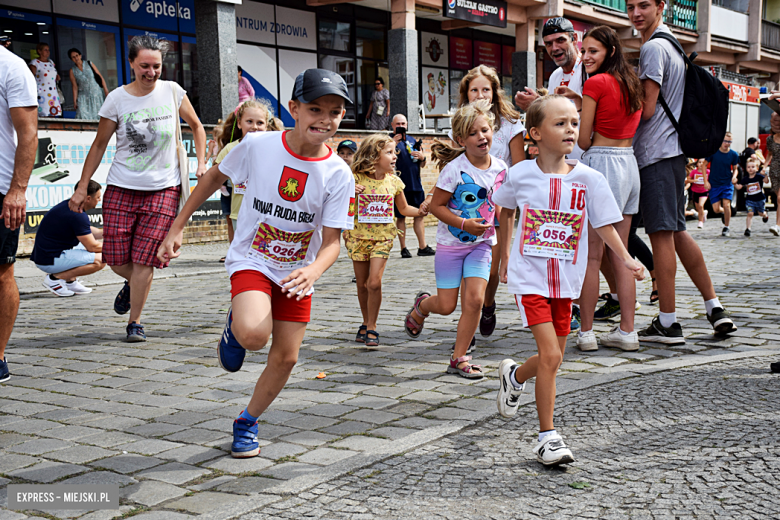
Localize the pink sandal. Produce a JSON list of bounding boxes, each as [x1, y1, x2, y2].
[[447, 355, 483, 379], [404, 291, 430, 338]]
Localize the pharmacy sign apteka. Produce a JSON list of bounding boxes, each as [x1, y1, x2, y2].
[[443, 0, 507, 28]]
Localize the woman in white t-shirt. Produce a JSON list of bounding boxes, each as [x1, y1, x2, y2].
[[453, 65, 526, 341], [70, 35, 207, 343]]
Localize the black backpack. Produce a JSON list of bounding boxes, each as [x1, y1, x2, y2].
[[650, 32, 729, 159]]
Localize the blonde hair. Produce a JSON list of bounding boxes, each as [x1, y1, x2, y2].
[[525, 94, 569, 146], [352, 134, 396, 178], [458, 65, 520, 128], [430, 99, 495, 171], [746, 156, 760, 168], [215, 99, 274, 148]]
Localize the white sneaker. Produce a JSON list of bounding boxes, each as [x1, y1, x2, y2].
[[65, 279, 92, 294], [771, 225, 780, 236], [600, 326, 639, 351], [42, 275, 74, 297], [496, 359, 524, 418], [697, 221, 703, 229], [635, 300, 642, 311], [533, 433, 575, 466], [576, 330, 598, 351]]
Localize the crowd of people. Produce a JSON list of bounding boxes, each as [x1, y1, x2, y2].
[[1, 0, 780, 472]]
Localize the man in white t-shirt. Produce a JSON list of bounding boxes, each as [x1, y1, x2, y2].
[[515, 17, 583, 128], [0, 45, 38, 383]]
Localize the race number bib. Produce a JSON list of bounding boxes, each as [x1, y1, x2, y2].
[[247, 222, 314, 270], [358, 194, 394, 223], [233, 182, 247, 195], [694, 173, 704, 185], [521, 208, 584, 261], [747, 182, 761, 195]]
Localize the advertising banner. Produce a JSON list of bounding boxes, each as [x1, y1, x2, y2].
[[475, 41, 500, 70], [235, 1, 275, 45], [449, 36, 472, 70], [443, 0, 507, 29], [421, 32, 448, 67], [121, 0, 196, 35], [422, 67, 449, 116], [53, 0, 119, 23]]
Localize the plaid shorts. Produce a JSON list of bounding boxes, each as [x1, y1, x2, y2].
[[102, 185, 181, 269]]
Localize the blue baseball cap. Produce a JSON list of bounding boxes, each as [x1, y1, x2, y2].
[[337, 140, 357, 153]]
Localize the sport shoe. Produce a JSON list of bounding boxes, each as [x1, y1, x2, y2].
[[114, 282, 131, 315], [638, 316, 685, 345], [126, 322, 146, 342], [697, 221, 703, 229], [576, 330, 598, 352], [479, 302, 497, 337], [594, 294, 620, 321], [231, 417, 260, 458], [722, 226, 730, 237], [42, 275, 74, 297], [570, 306, 581, 332], [600, 326, 639, 351], [744, 229, 751, 237], [218, 307, 246, 372], [451, 335, 476, 355], [65, 279, 92, 294], [400, 248, 412, 258], [762, 215, 769, 223], [496, 359, 524, 418], [417, 245, 436, 256], [0, 357, 10, 383], [771, 361, 780, 373], [533, 433, 575, 466], [707, 307, 737, 335], [720, 213, 725, 225]]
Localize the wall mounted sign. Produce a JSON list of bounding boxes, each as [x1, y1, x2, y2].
[[443, 0, 507, 29]]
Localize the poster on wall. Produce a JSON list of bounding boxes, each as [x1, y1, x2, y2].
[[475, 41, 501, 70], [237, 44, 278, 116], [421, 32, 448, 67], [24, 130, 218, 233], [422, 67, 449, 116], [449, 37, 472, 70]]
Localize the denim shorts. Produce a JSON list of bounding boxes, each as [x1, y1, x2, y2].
[[745, 199, 766, 214], [36, 243, 95, 275]]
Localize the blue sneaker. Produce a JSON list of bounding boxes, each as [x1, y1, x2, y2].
[[231, 417, 260, 458], [114, 282, 131, 315], [570, 305, 581, 332], [126, 322, 146, 342], [218, 307, 245, 373], [0, 357, 10, 383]]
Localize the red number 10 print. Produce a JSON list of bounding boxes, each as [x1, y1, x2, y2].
[[570, 189, 586, 211]]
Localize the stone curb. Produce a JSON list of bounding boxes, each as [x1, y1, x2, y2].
[[18, 268, 225, 296], [195, 347, 777, 519]]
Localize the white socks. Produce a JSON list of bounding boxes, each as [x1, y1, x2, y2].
[[610, 293, 618, 301], [704, 298, 722, 315], [539, 430, 557, 442], [659, 312, 676, 328]]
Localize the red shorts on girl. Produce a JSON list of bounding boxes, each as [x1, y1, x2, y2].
[[515, 294, 572, 336], [230, 270, 311, 323]]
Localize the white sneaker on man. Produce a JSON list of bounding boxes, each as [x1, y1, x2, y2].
[[42, 275, 74, 297], [576, 330, 598, 351], [65, 279, 92, 294], [600, 326, 639, 351], [533, 433, 575, 466]]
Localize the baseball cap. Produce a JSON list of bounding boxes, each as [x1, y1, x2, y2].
[[337, 140, 357, 153], [291, 68, 353, 105], [542, 17, 575, 38]]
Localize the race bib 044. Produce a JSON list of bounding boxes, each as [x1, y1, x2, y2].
[[521, 208, 584, 261], [358, 194, 394, 223], [247, 222, 314, 270]]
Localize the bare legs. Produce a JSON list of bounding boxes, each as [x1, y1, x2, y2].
[[396, 216, 428, 250], [110, 263, 154, 324], [353, 257, 388, 334], [51, 253, 106, 282], [711, 199, 731, 227], [0, 263, 19, 360], [695, 195, 707, 225]]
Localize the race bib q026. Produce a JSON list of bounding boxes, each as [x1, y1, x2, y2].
[[521, 208, 584, 261], [358, 194, 394, 223], [247, 222, 314, 270]]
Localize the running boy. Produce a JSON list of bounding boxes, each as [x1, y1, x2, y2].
[[157, 69, 355, 458], [735, 156, 769, 237], [686, 158, 710, 229], [707, 132, 740, 237], [493, 95, 644, 466]]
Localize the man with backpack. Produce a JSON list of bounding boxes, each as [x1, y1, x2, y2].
[[627, 0, 736, 344]]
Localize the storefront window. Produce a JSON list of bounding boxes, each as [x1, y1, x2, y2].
[[319, 20, 351, 52], [181, 38, 199, 116], [319, 54, 356, 123], [356, 20, 385, 60], [450, 70, 464, 111], [123, 31, 179, 85], [0, 11, 52, 64], [57, 22, 120, 116]]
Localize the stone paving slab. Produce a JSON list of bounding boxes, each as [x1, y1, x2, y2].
[[2, 221, 780, 519]]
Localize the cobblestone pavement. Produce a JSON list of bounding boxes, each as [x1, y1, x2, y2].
[[1, 216, 779, 520]]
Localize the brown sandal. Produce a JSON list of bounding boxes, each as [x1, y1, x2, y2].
[[404, 292, 430, 338]]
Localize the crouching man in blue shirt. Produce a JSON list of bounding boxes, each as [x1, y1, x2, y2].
[[32, 180, 106, 296]]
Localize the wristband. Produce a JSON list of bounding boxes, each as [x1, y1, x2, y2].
[[460, 218, 466, 231]]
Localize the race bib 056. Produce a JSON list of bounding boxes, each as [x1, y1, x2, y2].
[[521, 208, 584, 261], [247, 222, 314, 270]]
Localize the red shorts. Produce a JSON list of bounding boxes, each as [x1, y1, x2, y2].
[[230, 270, 311, 323], [102, 185, 181, 269], [515, 294, 572, 336]]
